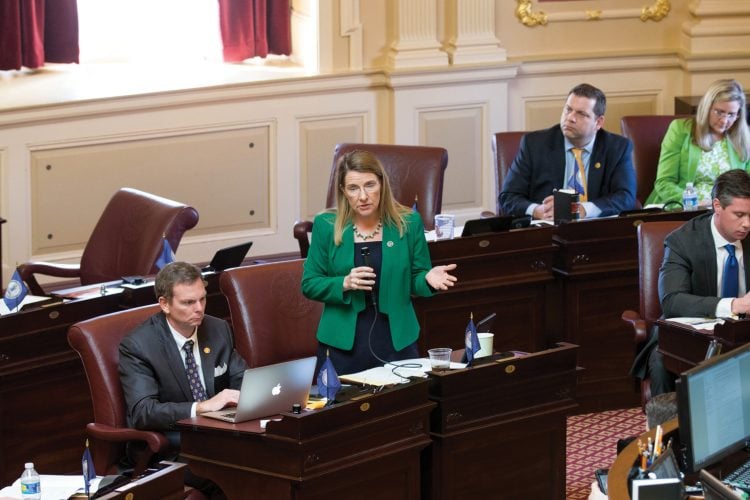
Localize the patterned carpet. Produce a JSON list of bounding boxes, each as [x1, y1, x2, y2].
[[566, 407, 646, 499]]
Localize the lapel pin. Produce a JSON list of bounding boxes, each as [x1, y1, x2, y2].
[[203, 347, 211, 354], [387, 241, 394, 247], [595, 162, 601, 169]]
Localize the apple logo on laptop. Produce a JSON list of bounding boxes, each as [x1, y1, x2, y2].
[[271, 383, 281, 396]]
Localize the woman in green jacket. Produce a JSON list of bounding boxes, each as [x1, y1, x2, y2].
[[646, 79, 750, 206], [302, 150, 457, 375]]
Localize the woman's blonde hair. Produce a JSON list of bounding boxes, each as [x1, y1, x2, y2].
[[693, 79, 750, 161], [332, 150, 411, 245]]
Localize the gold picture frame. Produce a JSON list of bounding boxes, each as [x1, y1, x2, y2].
[[516, 0, 671, 27]]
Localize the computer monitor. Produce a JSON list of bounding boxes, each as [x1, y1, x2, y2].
[[677, 342, 750, 473], [460, 215, 531, 237]]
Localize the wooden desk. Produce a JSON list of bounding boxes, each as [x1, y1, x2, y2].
[[608, 417, 678, 500], [550, 210, 702, 411], [0, 273, 227, 485], [96, 461, 186, 500], [178, 380, 434, 500], [658, 318, 750, 374], [425, 342, 578, 500], [416, 225, 557, 355], [419, 210, 700, 414]]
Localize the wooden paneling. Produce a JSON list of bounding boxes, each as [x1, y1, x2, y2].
[[30, 126, 270, 254], [420, 106, 484, 210], [299, 115, 365, 219]]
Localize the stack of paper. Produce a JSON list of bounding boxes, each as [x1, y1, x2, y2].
[[340, 358, 466, 385]]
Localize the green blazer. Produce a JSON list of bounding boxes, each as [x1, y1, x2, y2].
[[301, 211, 434, 351], [646, 118, 750, 205]]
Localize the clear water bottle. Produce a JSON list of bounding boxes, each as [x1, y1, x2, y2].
[[682, 182, 698, 211], [20, 462, 41, 499]]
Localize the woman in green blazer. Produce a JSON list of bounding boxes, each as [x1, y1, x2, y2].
[[302, 150, 457, 375], [646, 79, 750, 206]]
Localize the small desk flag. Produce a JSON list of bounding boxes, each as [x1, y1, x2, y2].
[[3, 269, 28, 311], [82, 439, 96, 498], [317, 350, 341, 402], [464, 313, 480, 365], [412, 195, 419, 213], [155, 237, 175, 270]]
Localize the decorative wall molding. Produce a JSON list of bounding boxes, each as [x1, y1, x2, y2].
[[681, 0, 750, 57], [386, 0, 448, 69], [515, 0, 671, 27], [340, 0, 363, 71], [446, 0, 507, 65]]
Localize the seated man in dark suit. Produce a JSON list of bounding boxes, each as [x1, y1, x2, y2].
[[119, 261, 247, 497], [632, 169, 750, 396], [499, 83, 637, 220]]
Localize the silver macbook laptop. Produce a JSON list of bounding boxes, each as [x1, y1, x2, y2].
[[202, 356, 316, 423]]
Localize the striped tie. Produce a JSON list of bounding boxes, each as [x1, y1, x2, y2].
[[568, 148, 588, 202]]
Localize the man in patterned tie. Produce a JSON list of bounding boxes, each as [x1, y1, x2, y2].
[[632, 170, 750, 397], [119, 261, 247, 497], [499, 83, 637, 221]]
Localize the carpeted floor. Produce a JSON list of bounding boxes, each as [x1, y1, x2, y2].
[[566, 407, 646, 500]]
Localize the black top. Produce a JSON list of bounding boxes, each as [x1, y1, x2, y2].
[[315, 241, 418, 376]]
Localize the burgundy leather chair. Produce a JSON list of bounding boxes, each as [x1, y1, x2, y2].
[[68, 304, 207, 499], [67, 304, 166, 476], [219, 259, 322, 367], [491, 131, 525, 215], [620, 115, 687, 208], [621, 220, 685, 409], [293, 143, 448, 257], [18, 187, 199, 295]]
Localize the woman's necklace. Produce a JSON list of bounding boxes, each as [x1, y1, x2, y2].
[[353, 219, 383, 241]]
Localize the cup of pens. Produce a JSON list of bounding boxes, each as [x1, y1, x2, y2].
[[638, 424, 667, 471]]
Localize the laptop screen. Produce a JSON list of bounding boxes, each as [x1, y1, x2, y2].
[[203, 241, 253, 273]]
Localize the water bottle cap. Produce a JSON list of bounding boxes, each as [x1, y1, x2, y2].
[[24, 462, 34, 468]]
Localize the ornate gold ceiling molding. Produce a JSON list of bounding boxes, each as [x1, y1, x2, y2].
[[515, 0, 671, 27]]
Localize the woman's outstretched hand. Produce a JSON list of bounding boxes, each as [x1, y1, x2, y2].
[[426, 264, 458, 290]]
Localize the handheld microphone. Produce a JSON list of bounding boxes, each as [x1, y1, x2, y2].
[[360, 246, 377, 308]]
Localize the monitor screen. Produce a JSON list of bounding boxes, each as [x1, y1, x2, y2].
[[677, 342, 750, 473], [461, 215, 530, 237]]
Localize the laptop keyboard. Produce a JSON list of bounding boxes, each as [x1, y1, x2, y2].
[[724, 458, 750, 490], [223, 412, 236, 419]]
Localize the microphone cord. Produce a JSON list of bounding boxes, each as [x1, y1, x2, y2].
[[364, 287, 423, 381], [359, 245, 422, 381]]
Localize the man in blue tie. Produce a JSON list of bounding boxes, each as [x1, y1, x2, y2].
[[499, 83, 637, 220], [632, 169, 750, 396]]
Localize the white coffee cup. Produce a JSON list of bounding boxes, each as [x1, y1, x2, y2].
[[476, 332, 494, 358]]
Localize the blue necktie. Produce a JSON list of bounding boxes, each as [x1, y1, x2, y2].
[[183, 340, 208, 402], [722, 244, 739, 298]]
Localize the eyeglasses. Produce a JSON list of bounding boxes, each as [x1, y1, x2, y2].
[[711, 108, 739, 121], [344, 182, 379, 196]]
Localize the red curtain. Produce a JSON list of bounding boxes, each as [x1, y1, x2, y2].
[[218, 0, 291, 63], [0, 0, 79, 71]]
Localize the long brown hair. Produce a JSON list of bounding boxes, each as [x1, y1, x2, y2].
[[332, 150, 411, 245]]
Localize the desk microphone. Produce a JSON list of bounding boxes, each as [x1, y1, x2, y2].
[[360, 246, 377, 308]]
